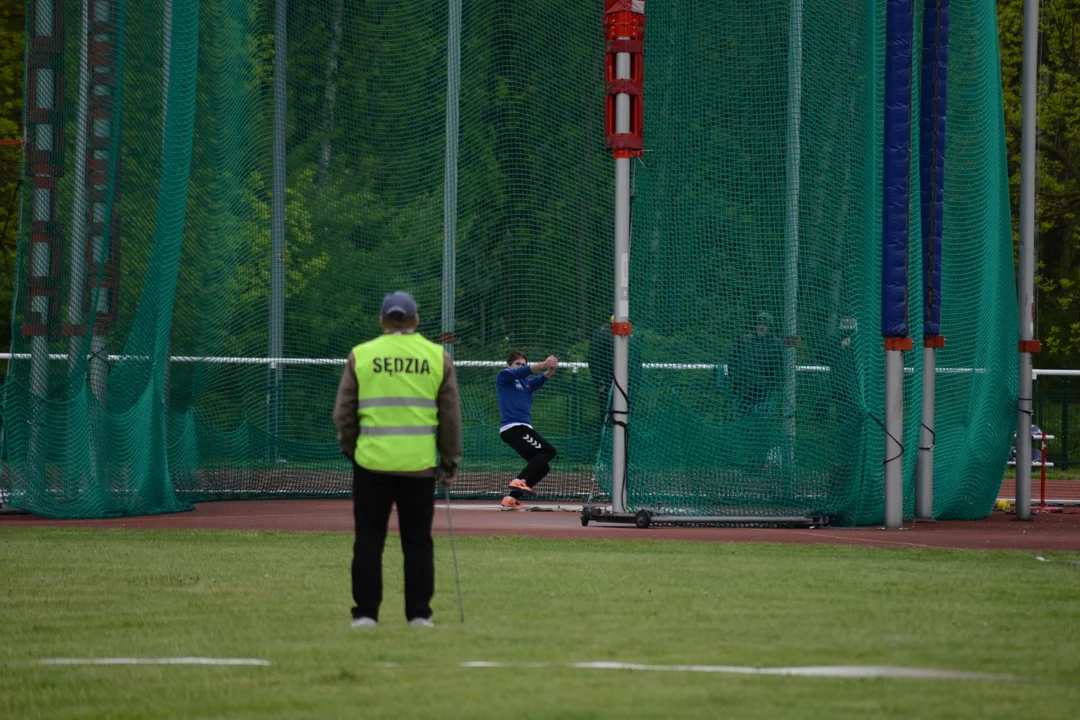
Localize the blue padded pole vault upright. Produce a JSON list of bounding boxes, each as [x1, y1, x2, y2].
[[882, 0, 915, 529], [915, 0, 948, 521]]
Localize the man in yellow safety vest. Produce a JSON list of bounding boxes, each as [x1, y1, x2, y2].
[[333, 291, 462, 628]]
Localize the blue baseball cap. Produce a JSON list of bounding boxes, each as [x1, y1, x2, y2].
[[381, 291, 417, 319]]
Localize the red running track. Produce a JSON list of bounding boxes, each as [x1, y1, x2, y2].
[[4, 499, 1080, 551]]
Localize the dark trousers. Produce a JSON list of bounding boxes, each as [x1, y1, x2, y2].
[[500, 425, 558, 498], [351, 464, 435, 622]]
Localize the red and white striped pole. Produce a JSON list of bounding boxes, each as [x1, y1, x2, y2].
[[23, 0, 67, 473], [603, 1, 644, 514], [61, 0, 121, 406]]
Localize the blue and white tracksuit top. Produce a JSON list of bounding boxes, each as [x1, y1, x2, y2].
[[496, 364, 548, 431]]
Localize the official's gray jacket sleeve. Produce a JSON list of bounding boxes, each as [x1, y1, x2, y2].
[[333, 350, 359, 458], [437, 351, 463, 474]]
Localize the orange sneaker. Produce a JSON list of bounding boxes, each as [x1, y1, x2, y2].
[[508, 478, 532, 493], [501, 496, 525, 510]]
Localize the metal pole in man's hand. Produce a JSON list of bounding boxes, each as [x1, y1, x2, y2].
[[444, 481, 465, 624]]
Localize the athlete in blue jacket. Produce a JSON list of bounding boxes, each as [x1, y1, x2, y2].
[[496, 350, 558, 509]]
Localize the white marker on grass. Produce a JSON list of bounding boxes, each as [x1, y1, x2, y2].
[[459, 661, 1017, 682], [40, 657, 271, 667]]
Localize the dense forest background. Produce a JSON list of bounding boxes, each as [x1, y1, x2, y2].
[[0, 1, 1076, 366]]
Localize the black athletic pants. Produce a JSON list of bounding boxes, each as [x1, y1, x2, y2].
[[500, 425, 558, 498], [351, 464, 435, 622]]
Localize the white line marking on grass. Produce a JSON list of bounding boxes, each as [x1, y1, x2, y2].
[[460, 661, 1016, 681], [40, 657, 271, 667]]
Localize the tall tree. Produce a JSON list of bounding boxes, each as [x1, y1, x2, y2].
[[999, 0, 1080, 367], [0, 2, 25, 357], [316, 0, 345, 186]]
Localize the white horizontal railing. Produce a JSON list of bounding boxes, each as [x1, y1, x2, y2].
[[1033, 369, 1080, 378], [0, 353, 1075, 379]]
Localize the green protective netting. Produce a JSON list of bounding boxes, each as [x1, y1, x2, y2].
[[3, 0, 1015, 523], [617, 0, 1016, 525], [923, 0, 1018, 520]]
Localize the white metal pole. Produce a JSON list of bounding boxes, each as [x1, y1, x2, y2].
[[66, 0, 91, 379], [915, 344, 935, 519], [884, 348, 904, 528], [1015, 0, 1040, 522], [87, 278, 109, 405], [611, 50, 631, 515], [29, 237, 50, 412], [783, 0, 803, 466], [161, 0, 172, 419], [162, 0, 171, 139], [87, 0, 119, 407], [269, 0, 287, 456], [442, 0, 461, 356]]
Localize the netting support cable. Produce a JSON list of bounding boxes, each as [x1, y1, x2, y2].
[[608, 371, 629, 513], [269, 0, 287, 457], [1015, 0, 1041, 523], [870, 411, 906, 466], [441, 0, 461, 355], [917, 423, 936, 451]]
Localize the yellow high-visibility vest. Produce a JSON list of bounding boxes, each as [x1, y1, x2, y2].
[[351, 333, 445, 472]]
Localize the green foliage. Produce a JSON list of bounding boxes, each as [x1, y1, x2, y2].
[[0, 5, 1075, 362], [223, 167, 331, 356], [999, 0, 1080, 367], [0, 2, 24, 359]]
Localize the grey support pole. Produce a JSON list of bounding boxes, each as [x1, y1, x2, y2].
[[915, 343, 935, 519], [28, 226, 50, 413], [1015, 0, 1040, 522], [269, 0, 287, 454], [914, 0, 949, 522], [162, 0, 171, 137], [87, 0, 119, 408], [87, 287, 109, 404], [610, 49, 632, 515], [783, 0, 803, 463], [442, 0, 461, 355], [162, 0, 172, 421], [66, 0, 91, 379], [884, 347, 904, 529]]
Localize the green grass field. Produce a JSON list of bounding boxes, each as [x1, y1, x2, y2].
[[2, 528, 1079, 719]]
